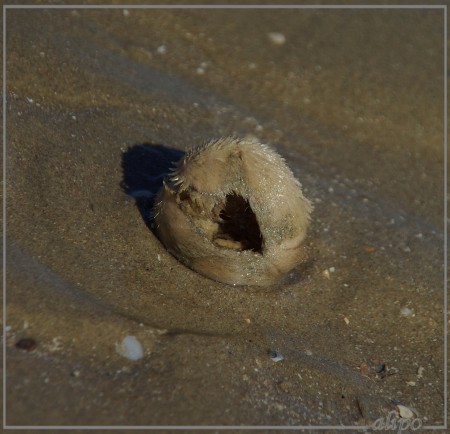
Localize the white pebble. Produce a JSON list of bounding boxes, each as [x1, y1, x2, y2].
[[157, 45, 166, 55], [268, 32, 286, 45], [396, 405, 414, 419], [123, 9, 130, 17], [400, 307, 413, 317], [116, 336, 143, 361]]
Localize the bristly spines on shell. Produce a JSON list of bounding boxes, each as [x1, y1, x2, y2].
[[153, 137, 312, 286]]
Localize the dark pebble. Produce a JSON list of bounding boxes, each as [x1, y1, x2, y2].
[[15, 338, 37, 351]]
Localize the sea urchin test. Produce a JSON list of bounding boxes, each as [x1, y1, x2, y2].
[[153, 137, 312, 286]]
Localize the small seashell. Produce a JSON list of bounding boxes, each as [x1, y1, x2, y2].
[[396, 404, 414, 419], [359, 361, 369, 376], [269, 350, 284, 362], [153, 137, 312, 286], [400, 306, 413, 317], [268, 32, 286, 46], [116, 336, 143, 361]]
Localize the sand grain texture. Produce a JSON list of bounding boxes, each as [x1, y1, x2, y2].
[[5, 7, 445, 427]]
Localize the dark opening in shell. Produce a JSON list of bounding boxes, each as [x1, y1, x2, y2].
[[214, 193, 263, 253]]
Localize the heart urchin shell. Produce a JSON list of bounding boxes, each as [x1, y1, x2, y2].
[[153, 137, 312, 286]]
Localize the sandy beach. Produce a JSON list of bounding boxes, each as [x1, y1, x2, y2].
[[5, 5, 445, 429]]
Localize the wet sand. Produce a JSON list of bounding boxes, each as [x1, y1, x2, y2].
[[5, 6, 445, 429]]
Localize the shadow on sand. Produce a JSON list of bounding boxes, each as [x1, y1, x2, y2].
[[121, 143, 185, 230]]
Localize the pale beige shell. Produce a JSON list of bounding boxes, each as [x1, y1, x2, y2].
[[153, 137, 312, 286]]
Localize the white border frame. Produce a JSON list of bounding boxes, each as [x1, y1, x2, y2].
[[2, 4, 447, 431]]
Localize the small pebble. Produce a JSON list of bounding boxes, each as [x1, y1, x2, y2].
[[322, 269, 330, 279], [49, 337, 63, 352], [269, 350, 284, 362], [417, 366, 425, 378], [400, 306, 413, 317], [359, 361, 369, 376], [267, 32, 286, 45], [375, 363, 386, 374], [123, 9, 129, 17], [344, 316, 350, 325], [15, 338, 37, 351], [156, 45, 166, 54], [116, 336, 143, 361], [396, 404, 414, 419], [406, 381, 416, 386]]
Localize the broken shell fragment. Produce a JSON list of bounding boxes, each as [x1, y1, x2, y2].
[[396, 405, 415, 419], [153, 137, 312, 286]]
